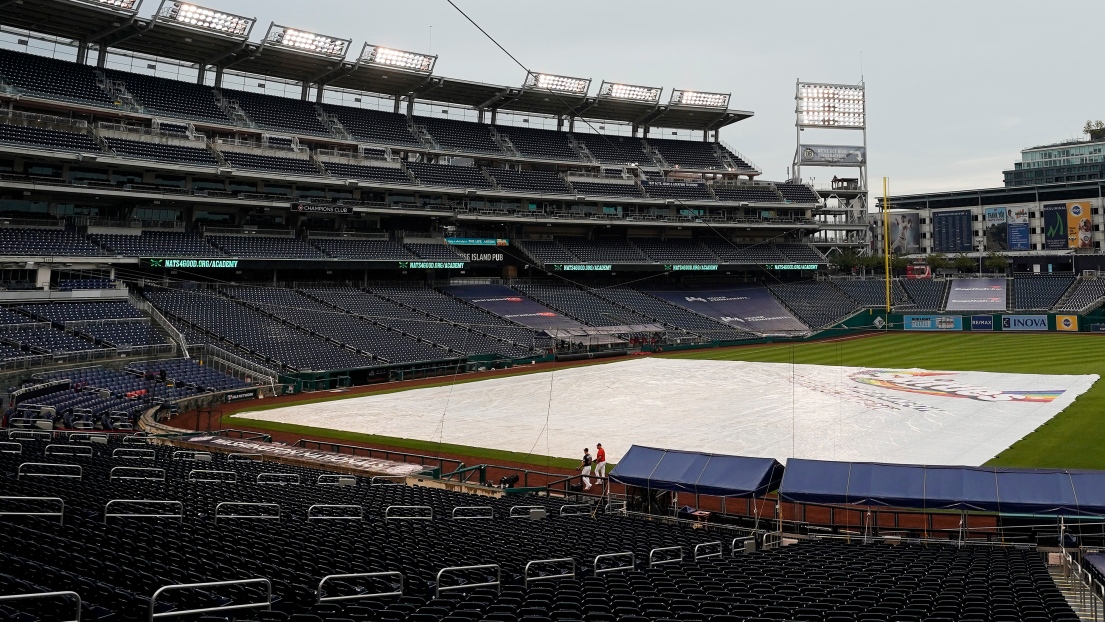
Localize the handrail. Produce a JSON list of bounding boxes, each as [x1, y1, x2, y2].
[[370, 475, 405, 485], [18, 462, 82, 479], [451, 506, 494, 520], [104, 499, 183, 524], [693, 541, 723, 561], [188, 469, 237, 483], [227, 452, 263, 462], [110, 466, 166, 481], [509, 505, 546, 519], [594, 552, 634, 576], [257, 472, 300, 485], [649, 546, 684, 567], [0, 591, 81, 622], [384, 505, 432, 521], [318, 474, 357, 486], [435, 564, 500, 598], [524, 558, 576, 586], [173, 450, 212, 461], [149, 578, 271, 621], [0, 441, 21, 454], [123, 435, 149, 445], [67, 433, 108, 443], [318, 572, 403, 603], [44, 444, 93, 456], [0, 496, 64, 523], [307, 504, 363, 521], [113, 448, 156, 460], [559, 504, 593, 517], [8, 429, 50, 441], [604, 501, 627, 514], [732, 536, 756, 555], [214, 502, 280, 525]]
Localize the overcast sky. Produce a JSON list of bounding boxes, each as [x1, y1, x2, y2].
[[157, 1, 1100, 194]]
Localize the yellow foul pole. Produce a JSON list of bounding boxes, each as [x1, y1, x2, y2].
[[883, 177, 891, 314]]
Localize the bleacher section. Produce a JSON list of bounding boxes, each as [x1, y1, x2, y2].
[[20, 301, 144, 323], [900, 279, 950, 312], [713, 185, 784, 202], [91, 231, 220, 257], [574, 134, 646, 164], [767, 281, 860, 329], [416, 116, 503, 154], [1060, 279, 1105, 312], [1014, 274, 1076, 310], [496, 125, 581, 161], [405, 242, 465, 261], [220, 151, 320, 176], [223, 89, 330, 136], [0, 123, 101, 153], [105, 69, 231, 124], [489, 169, 572, 194], [517, 239, 578, 264], [373, 284, 545, 347], [0, 227, 105, 256], [406, 161, 493, 189], [701, 239, 788, 263], [834, 279, 910, 308], [0, 48, 114, 107], [648, 137, 727, 170], [777, 244, 827, 264], [310, 237, 415, 260], [104, 137, 217, 166], [323, 161, 413, 184], [776, 182, 821, 203], [207, 234, 325, 259], [569, 180, 644, 198], [560, 238, 649, 263], [322, 104, 420, 146], [642, 182, 714, 201], [634, 239, 718, 263], [512, 282, 655, 327]]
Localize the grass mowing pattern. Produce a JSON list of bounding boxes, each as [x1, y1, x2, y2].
[[661, 333, 1105, 469]]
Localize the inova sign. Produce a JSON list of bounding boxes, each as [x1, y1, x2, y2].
[[1001, 315, 1048, 331]]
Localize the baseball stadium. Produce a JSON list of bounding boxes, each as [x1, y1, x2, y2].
[[0, 1, 1104, 621]]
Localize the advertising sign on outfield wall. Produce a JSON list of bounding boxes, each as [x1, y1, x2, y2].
[[971, 315, 995, 330], [1001, 315, 1049, 331], [904, 315, 963, 331], [1056, 315, 1080, 332]]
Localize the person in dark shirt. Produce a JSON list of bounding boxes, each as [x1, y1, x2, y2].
[[578, 448, 594, 491]]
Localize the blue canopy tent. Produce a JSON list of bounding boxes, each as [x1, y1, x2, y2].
[[610, 445, 783, 498], [780, 459, 1105, 516]]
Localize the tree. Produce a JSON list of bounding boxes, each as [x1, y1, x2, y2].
[[953, 254, 976, 273], [859, 254, 884, 275], [890, 254, 908, 271], [926, 253, 950, 271], [832, 248, 861, 273], [985, 253, 1009, 274]]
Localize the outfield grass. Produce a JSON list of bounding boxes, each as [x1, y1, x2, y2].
[[662, 332, 1105, 469]]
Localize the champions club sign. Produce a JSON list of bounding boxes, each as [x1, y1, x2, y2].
[[850, 370, 1064, 403]]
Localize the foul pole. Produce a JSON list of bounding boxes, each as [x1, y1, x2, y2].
[[882, 177, 891, 314]]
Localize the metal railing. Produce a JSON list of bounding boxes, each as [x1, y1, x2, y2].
[[370, 475, 406, 485], [68, 432, 109, 444], [104, 499, 183, 524], [44, 444, 93, 456], [524, 558, 576, 586], [318, 474, 357, 486], [18, 462, 82, 479], [149, 578, 271, 621], [594, 552, 635, 576], [693, 541, 723, 561], [385, 505, 433, 521], [0, 591, 81, 622], [113, 448, 156, 460], [7, 429, 51, 441], [122, 435, 149, 445], [648, 546, 684, 567], [214, 502, 281, 525], [109, 466, 166, 481], [318, 572, 403, 603], [257, 472, 300, 485], [307, 504, 363, 521], [0, 441, 21, 454], [227, 452, 263, 462], [451, 506, 494, 520], [509, 505, 546, 519], [0, 496, 64, 523], [173, 450, 213, 461], [559, 504, 593, 517], [435, 565, 500, 598], [187, 469, 237, 483]]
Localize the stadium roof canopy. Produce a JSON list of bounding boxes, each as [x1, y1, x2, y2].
[[0, 0, 753, 132], [610, 445, 783, 498], [781, 459, 1105, 516]]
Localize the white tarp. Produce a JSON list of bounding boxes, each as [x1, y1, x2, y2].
[[234, 358, 1097, 466]]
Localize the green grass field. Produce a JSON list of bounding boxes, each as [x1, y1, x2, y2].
[[664, 332, 1105, 469], [228, 332, 1104, 471]]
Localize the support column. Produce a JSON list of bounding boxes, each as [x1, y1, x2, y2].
[[557, 115, 564, 131], [213, 66, 223, 89], [315, 85, 325, 103], [35, 266, 51, 290], [490, 109, 498, 125], [568, 116, 575, 133], [96, 46, 107, 69], [406, 94, 414, 118], [393, 95, 401, 114], [300, 82, 310, 101], [478, 108, 485, 124], [631, 124, 638, 137], [76, 41, 88, 64]]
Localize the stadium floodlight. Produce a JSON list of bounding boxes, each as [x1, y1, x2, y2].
[[265, 24, 350, 57], [669, 89, 730, 108], [796, 82, 865, 128], [78, 0, 141, 11], [598, 81, 662, 103], [360, 44, 436, 73], [157, 1, 254, 37], [524, 72, 590, 95]]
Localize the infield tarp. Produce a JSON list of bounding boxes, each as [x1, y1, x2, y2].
[[440, 284, 586, 331], [780, 459, 1105, 515], [647, 287, 807, 334], [611, 444, 783, 497], [945, 279, 1008, 312]]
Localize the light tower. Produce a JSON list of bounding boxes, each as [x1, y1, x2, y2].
[[793, 81, 870, 255]]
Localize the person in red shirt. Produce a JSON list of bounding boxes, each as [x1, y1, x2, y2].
[[594, 443, 607, 482]]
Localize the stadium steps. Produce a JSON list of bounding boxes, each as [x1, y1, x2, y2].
[[939, 278, 953, 312], [1053, 276, 1085, 312], [1007, 277, 1015, 312], [1049, 566, 1099, 622]]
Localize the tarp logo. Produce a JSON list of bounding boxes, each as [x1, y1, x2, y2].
[[851, 370, 1063, 402]]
